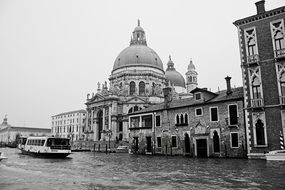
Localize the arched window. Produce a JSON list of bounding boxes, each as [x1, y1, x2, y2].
[[184, 113, 188, 124], [248, 37, 257, 56], [119, 134, 123, 141], [134, 106, 139, 112], [180, 114, 184, 124], [152, 82, 155, 95], [130, 81, 135, 95], [139, 81, 145, 95], [274, 31, 284, 50], [128, 106, 142, 114], [128, 107, 133, 114], [256, 119, 265, 145], [252, 76, 261, 99], [280, 72, 285, 96], [176, 115, 179, 124]]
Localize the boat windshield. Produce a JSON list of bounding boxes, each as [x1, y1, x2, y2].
[[46, 138, 70, 150]]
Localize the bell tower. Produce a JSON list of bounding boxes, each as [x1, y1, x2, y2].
[[186, 59, 198, 93]]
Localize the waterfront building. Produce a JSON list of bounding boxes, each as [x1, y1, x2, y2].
[[233, 1, 285, 158], [84, 21, 198, 142], [129, 77, 246, 158], [0, 116, 50, 143], [51, 109, 86, 141]]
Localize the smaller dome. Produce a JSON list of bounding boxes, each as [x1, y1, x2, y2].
[[165, 56, 186, 88], [165, 70, 186, 88]]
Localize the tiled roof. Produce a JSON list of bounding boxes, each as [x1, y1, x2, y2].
[[129, 87, 244, 115], [0, 126, 51, 132]]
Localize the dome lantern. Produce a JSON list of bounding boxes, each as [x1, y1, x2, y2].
[[130, 19, 147, 46]]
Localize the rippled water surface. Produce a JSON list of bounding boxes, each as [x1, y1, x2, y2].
[[1, 148, 285, 190]]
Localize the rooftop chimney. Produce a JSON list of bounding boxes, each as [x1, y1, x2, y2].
[[225, 76, 232, 95], [255, 0, 265, 14]]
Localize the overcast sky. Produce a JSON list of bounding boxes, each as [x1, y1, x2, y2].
[[0, 0, 284, 128]]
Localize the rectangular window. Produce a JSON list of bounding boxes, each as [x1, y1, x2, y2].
[[157, 137, 161, 148], [229, 104, 238, 125], [142, 115, 152, 128], [231, 133, 239, 148], [210, 107, 218, 122], [155, 115, 161, 127], [195, 93, 201, 100], [195, 108, 203, 116], [171, 136, 177, 147], [130, 116, 140, 128]]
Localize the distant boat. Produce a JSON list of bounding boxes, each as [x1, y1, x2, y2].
[[20, 136, 72, 158], [0, 152, 7, 161], [265, 150, 285, 161], [5, 142, 17, 148], [116, 146, 129, 153]]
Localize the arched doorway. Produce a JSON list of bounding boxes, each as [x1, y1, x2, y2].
[[213, 130, 220, 153], [184, 133, 190, 153], [97, 110, 103, 140]]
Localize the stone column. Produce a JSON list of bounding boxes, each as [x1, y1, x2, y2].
[[102, 107, 106, 130], [93, 117, 98, 141], [91, 109, 94, 132], [108, 106, 111, 130], [85, 108, 89, 141]]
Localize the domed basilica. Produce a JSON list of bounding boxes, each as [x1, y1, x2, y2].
[[84, 21, 198, 141]]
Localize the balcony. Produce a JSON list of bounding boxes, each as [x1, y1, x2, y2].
[[251, 98, 264, 108], [275, 48, 285, 60], [246, 54, 259, 65]]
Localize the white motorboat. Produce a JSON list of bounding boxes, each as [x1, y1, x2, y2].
[[0, 152, 8, 161], [265, 150, 285, 161], [116, 146, 129, 153], [20, 136, 72, 158]]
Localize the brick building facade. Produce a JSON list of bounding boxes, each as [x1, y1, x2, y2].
[[233, 1, 285, 158], [129, 78, 246, 158]]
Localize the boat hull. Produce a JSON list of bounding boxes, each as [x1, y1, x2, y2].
[[265, 150, 285, 161], [21, 149, 71, 158], [266, 155, 285, 161]]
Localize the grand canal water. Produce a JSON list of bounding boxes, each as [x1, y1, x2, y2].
[[1, 148, 285, 190]]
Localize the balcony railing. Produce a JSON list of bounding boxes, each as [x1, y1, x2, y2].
[[247, 54, 259, 64], [275, 48, 285, 59], [251, 98, 264, 108], [280, 96, 285, 105]]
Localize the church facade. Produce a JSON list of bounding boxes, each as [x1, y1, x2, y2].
[[84, 21, 198, 142]]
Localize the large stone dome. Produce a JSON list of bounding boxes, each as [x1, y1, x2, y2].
[[112, 20, 164, 73], [112, 45, 164, 72], [165, 56, 186, 88]]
